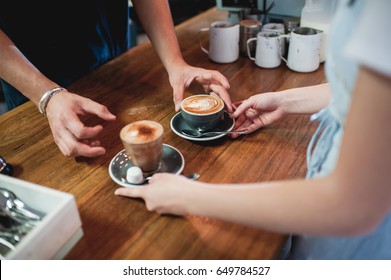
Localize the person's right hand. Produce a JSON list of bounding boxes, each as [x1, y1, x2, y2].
[[230, 92, 288, 138], [114, 172, 198, 215], [45, 91, 116, 157]]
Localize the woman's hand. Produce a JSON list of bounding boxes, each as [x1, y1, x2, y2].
[[230, 92, 287, 138], [114, 173, 195, 215], [45, 91, 116, 157]]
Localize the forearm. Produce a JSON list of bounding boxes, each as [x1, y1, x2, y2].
[[279, 83, 331, 115], [132, 0, 185, 73], [0, 29, 59, 105], [184, 69, 391, 236], [184, 176, 367, 236]]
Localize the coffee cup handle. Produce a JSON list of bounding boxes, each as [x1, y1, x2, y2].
[[199, 27, 209, 54], [278, 34, 290, 64], [246, 38, 257, 61]]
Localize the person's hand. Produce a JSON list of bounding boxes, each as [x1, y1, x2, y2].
[[168, 62, 232, 112], [45, 91, 116, 157], [114, 173, 194, 215], [230, 92, 287, 138]]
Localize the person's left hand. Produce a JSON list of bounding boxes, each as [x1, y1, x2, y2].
[[114, 173, 195, 215], [167, 63, 232, 112]]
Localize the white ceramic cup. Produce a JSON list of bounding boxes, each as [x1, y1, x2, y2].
[[247, 31, 282, 68], [281, 27, 323, 73], [199, 21, 239, 64]]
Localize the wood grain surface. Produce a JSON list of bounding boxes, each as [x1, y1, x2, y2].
[[0, 8, 326, 259]]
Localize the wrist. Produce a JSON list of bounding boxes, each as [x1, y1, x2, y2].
[[38, 87, 67, 116], [165, 57, 187, 75]]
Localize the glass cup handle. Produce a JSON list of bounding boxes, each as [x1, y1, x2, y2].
[[199, 27, 210, 54], [246, 38, 257, 61]]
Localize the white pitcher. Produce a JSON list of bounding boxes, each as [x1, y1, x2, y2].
[[300, 0, 338, 62], [199, 21, 240, 64], [281, 27, 323, 73]]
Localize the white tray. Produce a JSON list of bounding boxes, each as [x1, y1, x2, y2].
[[0, 174, 83, 259]]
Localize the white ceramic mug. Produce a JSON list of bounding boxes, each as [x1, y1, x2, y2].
[[199, 21, 239, 64], [281, 27, 323, 73], [247, 31, 282, 68]]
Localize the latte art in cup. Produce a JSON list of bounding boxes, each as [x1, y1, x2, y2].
[[181, 95, 224, 115], [180, 95, 225, 132]]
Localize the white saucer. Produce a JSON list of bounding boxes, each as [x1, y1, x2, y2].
[[108, 144, 184, 187], [170, 111, 235, 141]]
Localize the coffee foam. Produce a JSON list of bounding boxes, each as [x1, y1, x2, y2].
[[120, 120, 163, 144], [182, 95, 223, 114]]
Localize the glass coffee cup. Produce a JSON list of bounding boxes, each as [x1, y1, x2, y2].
[[119, 120, 164, 175]]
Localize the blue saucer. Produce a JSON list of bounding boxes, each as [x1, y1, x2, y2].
[[109, 144, 184, 187], [170, 111, 235, 141]]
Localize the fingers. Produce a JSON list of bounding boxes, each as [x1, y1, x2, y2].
[[74, 144, 107, 157], [209, 84, 233, 113], [147, 172, 166, 184], [232, 114, 247, 130], [78, 96, 116, 121], [114, 173, 166, 198], [230, 121, 259, 139], [66, 117, 104, 140], [72, 95, 117, 141], [232, 101, 242, 109], [114, 187, 144, 198], [195, 71, 232, 111], [201, 84, 210, 94], [53, 120, 107, 157], [230, 115, 250, 139], [81, 139, 101, 147], [170, 65, 231, 112], [195, 70, 230, 89], [54, 108, 106, 157], [47, 93, 117, 157], [231, 98, 256, 119]]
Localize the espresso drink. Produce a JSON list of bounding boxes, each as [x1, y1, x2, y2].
[[181, 95, 224, 115], [120, 120, 164, 174], [181, 95, 225, 131]]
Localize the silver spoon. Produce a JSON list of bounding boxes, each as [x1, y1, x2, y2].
[[0, 236, 16, 257], [0, 188, 45, 221], [181, 129, 248, 138], [0, 231, 22, 245], [123, 172, 200, 185]]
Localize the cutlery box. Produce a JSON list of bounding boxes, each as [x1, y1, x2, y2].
[[0, 174, 83, 259]]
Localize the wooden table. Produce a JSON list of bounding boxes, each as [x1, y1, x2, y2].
[[0, 8, 326, 259]]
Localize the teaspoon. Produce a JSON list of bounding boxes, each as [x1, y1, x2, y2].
[[0, 236, 16, 258], [0, 188, 45, 221], [123, 172, 200, 185], [181, 129, 248, 138]]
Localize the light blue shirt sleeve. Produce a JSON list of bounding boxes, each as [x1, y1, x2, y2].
[[345, 1, 391, 77]]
